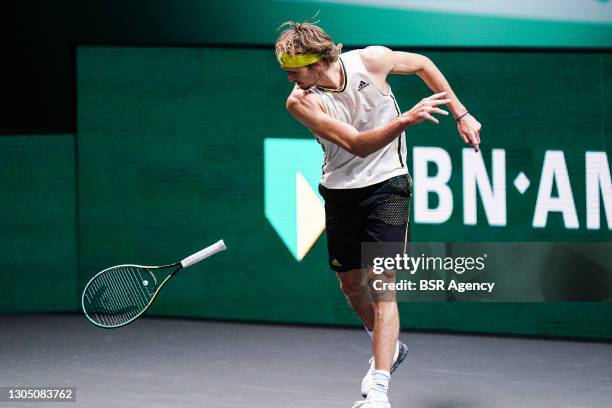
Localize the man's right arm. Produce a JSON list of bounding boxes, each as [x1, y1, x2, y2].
[[286, 91, 450, 158]]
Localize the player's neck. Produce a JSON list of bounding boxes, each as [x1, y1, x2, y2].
[[316, 60, 344, 90]]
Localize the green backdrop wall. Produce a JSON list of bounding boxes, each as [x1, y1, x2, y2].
[[0, 46, 609, 339], [0, 135, 77, 313], [71, 46, 611, 339]]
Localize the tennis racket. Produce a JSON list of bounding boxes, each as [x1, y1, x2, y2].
[[82, 240, 227, 329]]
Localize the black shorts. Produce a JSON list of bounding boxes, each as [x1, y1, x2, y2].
[[318, 174, 412, 272]]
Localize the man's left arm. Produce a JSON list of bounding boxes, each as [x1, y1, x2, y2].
[[362, 46, 482, 152]]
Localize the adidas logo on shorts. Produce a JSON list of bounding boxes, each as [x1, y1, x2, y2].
[[358, 80, 370, 91]]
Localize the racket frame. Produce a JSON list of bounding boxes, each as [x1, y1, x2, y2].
[[81, 262, 182, 329], [82, 240, 226, 329]]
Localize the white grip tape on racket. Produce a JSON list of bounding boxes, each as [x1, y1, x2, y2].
[[180, 240, 227, 268]]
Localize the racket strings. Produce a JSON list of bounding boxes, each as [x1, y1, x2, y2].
[[83, 266, 156, 327]]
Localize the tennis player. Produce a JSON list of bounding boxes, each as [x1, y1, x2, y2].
[[275, 20, 481, 408]]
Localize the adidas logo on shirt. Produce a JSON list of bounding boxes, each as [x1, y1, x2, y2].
[[358, 80, 370, 91]]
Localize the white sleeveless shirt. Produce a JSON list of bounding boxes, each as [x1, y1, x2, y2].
[[311, 49, 408, 189]]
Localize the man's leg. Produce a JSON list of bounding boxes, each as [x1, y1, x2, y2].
[[371, 300, 399, 371], [337, 269, 374, 330], [337, 269, 398, 370]]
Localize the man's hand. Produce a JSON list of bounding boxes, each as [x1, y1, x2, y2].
[[457, 113, 481, 152], [402, 91, 451, 125]]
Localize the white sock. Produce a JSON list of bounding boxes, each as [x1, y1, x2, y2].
[[368, 370, 390, 401], [393, 340, 400, 362]]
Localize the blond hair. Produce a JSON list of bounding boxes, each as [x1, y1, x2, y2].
[[275, 20, 341, 66]]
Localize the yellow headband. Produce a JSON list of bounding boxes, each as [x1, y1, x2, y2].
[[278, 53, 321, 69]]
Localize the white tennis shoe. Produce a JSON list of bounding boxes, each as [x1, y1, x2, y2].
[[361, 341, 408, 397], [351, 397, 391, 408]]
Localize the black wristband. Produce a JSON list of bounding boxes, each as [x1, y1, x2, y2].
[[455, 111, 469, 122]]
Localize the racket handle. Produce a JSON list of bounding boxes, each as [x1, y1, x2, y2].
[[181, 240, 227, 268]]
